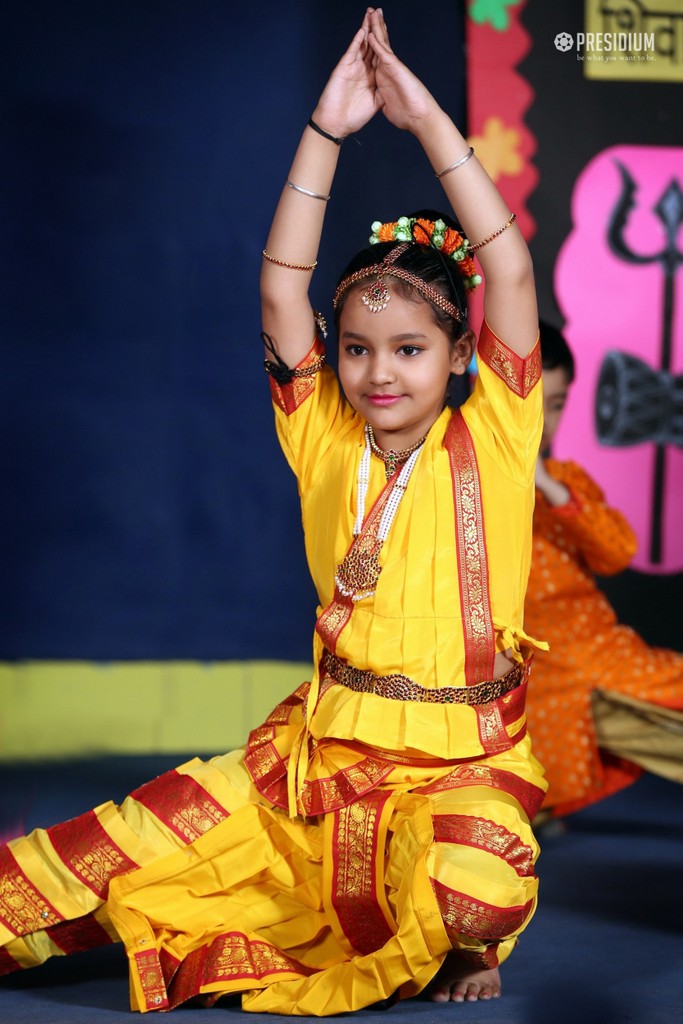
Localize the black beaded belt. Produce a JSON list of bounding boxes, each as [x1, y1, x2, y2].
[[321, 650, 526, 705]]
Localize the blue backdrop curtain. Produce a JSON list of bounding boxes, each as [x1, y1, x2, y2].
[[0, 1, 466, 661]]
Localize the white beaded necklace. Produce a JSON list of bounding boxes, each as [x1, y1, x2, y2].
[[353, 423, 424, 538]]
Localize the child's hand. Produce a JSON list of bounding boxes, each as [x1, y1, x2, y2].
[[366, 10, 440, 133], [312, 9, 382, 140], [535, 456, 572, 507]]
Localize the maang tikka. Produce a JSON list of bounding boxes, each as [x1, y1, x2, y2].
[[362, 245, 404, 313], [362, 273, 391, 313]]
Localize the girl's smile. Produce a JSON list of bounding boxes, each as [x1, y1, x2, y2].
[[367, 393, 403, 406]]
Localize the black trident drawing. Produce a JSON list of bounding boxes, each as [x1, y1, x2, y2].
[[596, 161, 683, 564]]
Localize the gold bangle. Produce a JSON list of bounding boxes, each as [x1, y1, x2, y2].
[[434, 146, 474, 179], [262, 249, 317, 271], [468, 213, 517, 253]]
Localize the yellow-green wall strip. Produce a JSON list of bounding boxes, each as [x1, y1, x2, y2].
[[0, 661, 312, 761]]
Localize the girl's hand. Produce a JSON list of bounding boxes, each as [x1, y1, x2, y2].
[[312, 9, 383, 139], [366, 10, 441, 133]]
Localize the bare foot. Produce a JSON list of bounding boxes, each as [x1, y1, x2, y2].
[[425, 952, 501, 1003]]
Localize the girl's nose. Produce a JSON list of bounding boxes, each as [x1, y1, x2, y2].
[[369, 355, 396, 385]]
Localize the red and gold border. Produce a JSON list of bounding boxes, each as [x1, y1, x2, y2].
[[130, 770, 229, 844], [46, 912, 114, 956], [268, 338, 326, 415], [245, 700, 394, 815], [134, 947, 169, 1011], [444, 410, 496, 686], [305, 759, 392, 818], [166, 932, 313, 1009], [47, 809, 138, 899], [418, 763, 545, 821], [478, 322, 541, 398], [432, 814, 535, 877], [0, 846, 62, 936], [431, 877, 534, 942], [329, 792, 395, 955]]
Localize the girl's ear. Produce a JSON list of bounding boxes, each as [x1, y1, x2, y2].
[[450, 329, 475, 375]]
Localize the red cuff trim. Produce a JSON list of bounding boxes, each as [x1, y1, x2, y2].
[[269, 337, 326, 415], [478, 320, 541, 398]]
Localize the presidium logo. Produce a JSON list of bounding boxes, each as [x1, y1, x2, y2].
[[553, 1, 683, 80], [554, 29, 656, 61]]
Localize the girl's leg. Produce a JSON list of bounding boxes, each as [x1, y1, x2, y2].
[[0, 749, 256, 974], [416, 742, 545, 1001]]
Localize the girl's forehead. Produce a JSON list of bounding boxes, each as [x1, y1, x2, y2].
[[339, 288, 444, 336]]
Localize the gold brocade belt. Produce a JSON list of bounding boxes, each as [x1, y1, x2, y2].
[[321, 649, 527, 706]]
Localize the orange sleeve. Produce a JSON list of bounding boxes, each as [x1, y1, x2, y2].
[[544, 459, 637, 576]]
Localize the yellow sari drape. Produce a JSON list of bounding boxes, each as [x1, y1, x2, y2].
[[1, 713, 545, 1013]]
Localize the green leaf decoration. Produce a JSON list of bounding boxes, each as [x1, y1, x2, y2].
[[469, 0, 519, 32]]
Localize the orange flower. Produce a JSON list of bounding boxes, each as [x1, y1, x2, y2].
[[413, 218, 434, 243], [460, 255, 478, 278], [441, 228, 464, 255], [378, 222, 397, 242]]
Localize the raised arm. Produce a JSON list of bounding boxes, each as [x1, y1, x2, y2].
[[537, 459, 638, 576], [261, 10, 381, 369], [367, 12, 537, 357]]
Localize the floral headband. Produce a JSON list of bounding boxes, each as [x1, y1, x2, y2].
[[370, 217, 481, 291], [332, 216, 481, 320]]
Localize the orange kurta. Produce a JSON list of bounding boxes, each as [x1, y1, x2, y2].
[[525, 458, 683, 815]]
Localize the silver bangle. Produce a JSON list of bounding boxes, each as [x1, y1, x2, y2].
[[285, 179, 331, 202], [434, 146, 474, 179]]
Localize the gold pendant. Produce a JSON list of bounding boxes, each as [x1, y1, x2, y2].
[[335, 542, 382, 601]]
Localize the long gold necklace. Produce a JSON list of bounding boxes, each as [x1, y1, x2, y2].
[[366, 423, 428, 481], [334, 425, 425, 602]]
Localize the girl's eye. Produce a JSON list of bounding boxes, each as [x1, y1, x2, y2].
[[400, 345, 422, 356], [346, 344, 367, 356]]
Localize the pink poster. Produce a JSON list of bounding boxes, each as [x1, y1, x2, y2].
[[554, 145, 683, 574]]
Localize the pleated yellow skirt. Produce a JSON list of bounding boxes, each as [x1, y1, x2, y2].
[[0, 687, 546, 1015]]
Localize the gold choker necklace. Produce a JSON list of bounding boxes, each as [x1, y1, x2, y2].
[[366, 423, 427, 480]]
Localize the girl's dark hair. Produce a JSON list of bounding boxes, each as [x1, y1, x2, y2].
[[539, 321, 575, 383], [333, 209, 469, 344]]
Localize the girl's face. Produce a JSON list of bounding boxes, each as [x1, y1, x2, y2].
[[541, 366, 572, 452], [338, 287, 470, 450]]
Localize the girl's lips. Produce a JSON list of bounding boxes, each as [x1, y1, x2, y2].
[[367, 394, 402, 406]]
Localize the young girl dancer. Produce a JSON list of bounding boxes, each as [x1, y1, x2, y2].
[[0, 9, 546, 1012]]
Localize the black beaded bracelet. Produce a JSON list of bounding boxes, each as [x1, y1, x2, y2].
[[308, 117, 345, 146]]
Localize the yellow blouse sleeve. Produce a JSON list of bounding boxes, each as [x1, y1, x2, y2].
[[462, 319, 543, 486], [268, 337, 356, 490]]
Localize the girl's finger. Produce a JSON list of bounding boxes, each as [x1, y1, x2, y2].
[[343, 25, 369, 64], [367, 30, 393, 63], [371, 9, 392, 50]]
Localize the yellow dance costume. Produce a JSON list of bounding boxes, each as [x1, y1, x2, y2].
[[0, 321, 547, 1015]]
